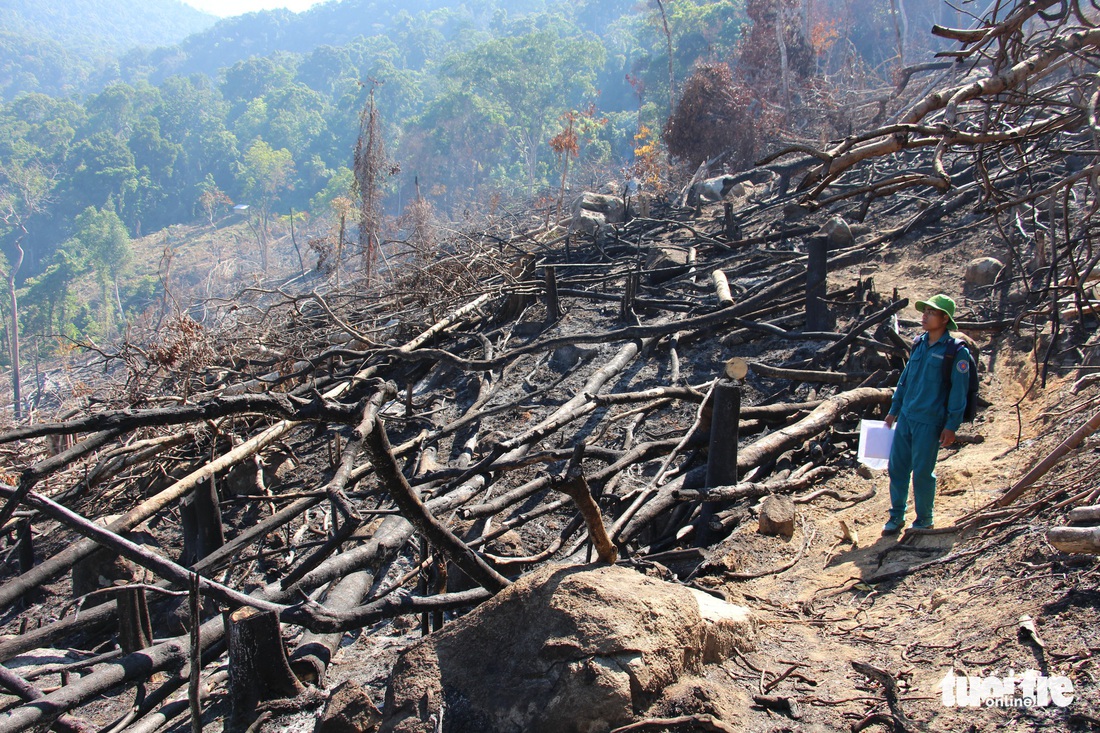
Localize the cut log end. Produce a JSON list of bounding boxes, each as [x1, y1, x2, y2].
[[1047, 526, 1100, 555]]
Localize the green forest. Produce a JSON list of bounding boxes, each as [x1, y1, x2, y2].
[[0, 0, 958, 365]]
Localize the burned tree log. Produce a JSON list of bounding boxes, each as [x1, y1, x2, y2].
[[0, 666, 93, 733], [1047, 526, 1100, 555], [0, 615, 227, 733], [996, 408, 1100, 507], [736, 387, 892, 472], [750, 362, 872, 384], [289, 569, 375, 685], [0, 419, 298, 609], [1068, 505, 1100, 525]]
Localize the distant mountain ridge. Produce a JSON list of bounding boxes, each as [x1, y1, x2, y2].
[[118, 0, 586, 83], [0, 0, 217, 53]]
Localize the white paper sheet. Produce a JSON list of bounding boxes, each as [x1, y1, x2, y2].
[[858, 419, 894, 470]]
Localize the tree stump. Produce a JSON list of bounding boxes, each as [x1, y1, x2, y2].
[[758, 496, 796, 539], [180, 478, 225, 567], [806, 235, 833, 332], [225, 607, 305, 731], [118, 587, 153, 654], [700, 381, 740, 545]]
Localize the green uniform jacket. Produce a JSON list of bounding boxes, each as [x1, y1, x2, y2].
[[888, 332, 970, 432]]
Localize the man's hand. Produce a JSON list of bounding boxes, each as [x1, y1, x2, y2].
[[884, 414, 896, 428], [940, 429, 956, 447]]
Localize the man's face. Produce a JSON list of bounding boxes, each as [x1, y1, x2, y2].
[[922, 307, 949, 330]]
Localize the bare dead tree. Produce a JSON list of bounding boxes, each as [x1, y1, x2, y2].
[[353, 82, 390, 282]]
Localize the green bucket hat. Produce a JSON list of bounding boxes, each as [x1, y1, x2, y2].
[[915, 293, 958, 330]]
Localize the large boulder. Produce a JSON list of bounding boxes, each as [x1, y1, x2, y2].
[[965, 257, 1004, 287], [646, 245, 692, 285], [571, 208, 608, 240], [821, 216, 854, 247], [380, 564, 755, 733], [573, 192, 625, 223]]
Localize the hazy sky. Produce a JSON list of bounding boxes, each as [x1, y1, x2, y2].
[[182, 0, 328, 18]]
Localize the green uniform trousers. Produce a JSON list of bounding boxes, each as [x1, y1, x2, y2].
[[887, 415, 941, 524]]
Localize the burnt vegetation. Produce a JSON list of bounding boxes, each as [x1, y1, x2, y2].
[[2, 1, 1100, 731]]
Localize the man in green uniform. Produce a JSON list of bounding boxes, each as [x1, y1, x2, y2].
[[882, 294, 970, 534]]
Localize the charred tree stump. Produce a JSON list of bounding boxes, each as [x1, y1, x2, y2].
[[118, 586, 153, 654], [225, 607, 305, 732], [180, 478, 225, 567], [72, 548, 135, 608], [621, 271, 639, 322], [700, 381, 740, 545], [806, 236, 833, 332], [723, 202, 741, 240], [498, 256, 536, 322], [544, 266, 563, 324], [16, 518, 37, 608], [17, 518, 32, 573]]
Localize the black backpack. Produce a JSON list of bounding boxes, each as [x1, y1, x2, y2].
[[942, 338, 980, 423]]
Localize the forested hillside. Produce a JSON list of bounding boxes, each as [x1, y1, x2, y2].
[[0, 0, 216, 98], [0, 0, 960, 375]]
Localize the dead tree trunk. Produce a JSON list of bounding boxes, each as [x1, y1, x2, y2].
[[736, 387, 893, 471], [225, 607, 305, 732], [180, 478, 225, 567], [118, 587, 154, 654]]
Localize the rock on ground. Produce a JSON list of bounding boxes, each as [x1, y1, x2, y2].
[[380, 564, 755, 733], [646, 245, 692, 285], [573, 192, 625, 223], [316, 681, 383, 733], [965, 257, 1004, 287]]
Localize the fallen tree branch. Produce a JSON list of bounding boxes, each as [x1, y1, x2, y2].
[[610, 714, 738, 733], [0, 393, 360, 444], [362, 413, 511, 594]]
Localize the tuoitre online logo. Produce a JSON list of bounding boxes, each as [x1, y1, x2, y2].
[[940, 670, 1074, 708]]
